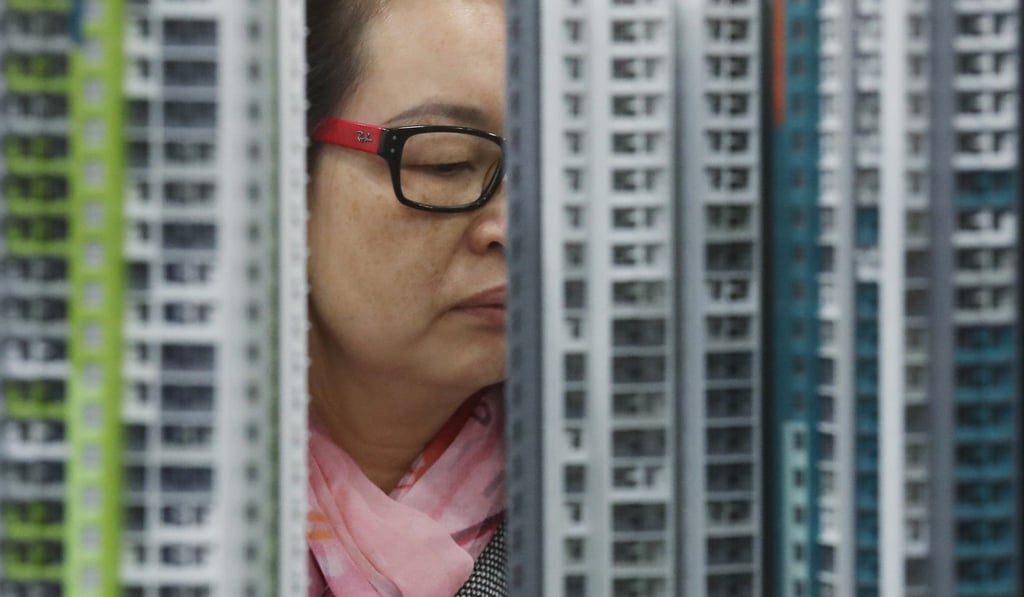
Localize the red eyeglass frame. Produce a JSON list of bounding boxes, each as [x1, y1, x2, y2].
[[311, 118, 506, 213]]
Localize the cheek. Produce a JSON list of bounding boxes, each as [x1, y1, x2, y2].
[[307, 170, 450, 348]]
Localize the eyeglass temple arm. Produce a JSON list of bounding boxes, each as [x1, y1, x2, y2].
[[311, 118, 384, 155]]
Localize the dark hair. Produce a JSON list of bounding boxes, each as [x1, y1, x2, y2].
[[306, 0, 384, 169]]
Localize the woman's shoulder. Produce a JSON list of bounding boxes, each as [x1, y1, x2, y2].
[[455, 523, 507, 597]]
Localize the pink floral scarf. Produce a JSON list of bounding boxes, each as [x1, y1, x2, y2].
[[307, 386, 505, 596]]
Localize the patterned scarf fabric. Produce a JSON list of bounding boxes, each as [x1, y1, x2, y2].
[[307, 386, 505, 597]]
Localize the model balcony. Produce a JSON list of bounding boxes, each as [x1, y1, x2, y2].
[[954, 535, 1016, 560], [0, 360, 69, 388], [0, 376, 65, 414], [610, 574, 670, 597], [953, 301, 1017, 325], [953, 106, 1018, 131], [704, 536, 753, 573], [706, 462, 755, 496], [704, 499, 753, 532], [3, 141, 69, 174], [953, 27, 1019, 52], [706, 390, 755, 425], [954, 577, 1016, 597], [1, 514, 64, 543], [1, 10, 71, 46], [157, 425, 215, 459], [953, 507, 1012, 540], [612, 536, 669, 569], [952, 149, 1018, 171], [119, 567, 216, 592], [953, 229, 1018, 252], [2, 53, 69, 94], [610, 464, 671, 496], [1, 220, 69, 259], [954, 460, 1015, 480], [1, 433, 67, 462], [0, 554, 63, 585], [0, 470, 65, 501], [610, 391, 668, 420], [954, 341, 1016, 363], [606, 411, 671, 430], [704, 277, 756, 312]]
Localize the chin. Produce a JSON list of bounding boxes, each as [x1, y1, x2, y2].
[[420, 323, 506, 389], [468, 353, 507, 388], [452, 343, 506, 390]]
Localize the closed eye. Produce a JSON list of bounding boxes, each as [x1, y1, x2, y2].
[[408, 162, 475, 176]]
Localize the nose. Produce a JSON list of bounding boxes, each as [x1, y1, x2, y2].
[[465, 185, 507, 255]]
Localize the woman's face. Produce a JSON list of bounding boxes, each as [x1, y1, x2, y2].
[[308, 0, 507, 393]]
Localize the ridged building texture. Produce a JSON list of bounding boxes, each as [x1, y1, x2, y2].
[[533, 1, 683, 595], [506, 0, 1020, 596], [1, 0, 1020, 596], [772, 0, 1021, 596], [928, 1, 1021, 596], [679, 0, 765, 594], [0, 1, 308, 595]]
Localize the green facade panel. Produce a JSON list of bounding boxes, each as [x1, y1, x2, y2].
[[62, 3, 127, 596]]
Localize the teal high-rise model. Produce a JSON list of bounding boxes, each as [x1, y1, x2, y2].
[[768, 1, 1022, 596], [928, 2, 1021, 596], [768, 0, 822, 594]]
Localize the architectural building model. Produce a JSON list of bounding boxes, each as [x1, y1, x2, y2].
[[0, 1, 308, 595], [506, 0, 1020, 596]]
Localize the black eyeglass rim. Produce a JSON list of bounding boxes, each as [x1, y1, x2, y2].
[[375, 125, 507, 213]]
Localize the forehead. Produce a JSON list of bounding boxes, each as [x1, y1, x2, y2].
[[345, 0, 506, 130]]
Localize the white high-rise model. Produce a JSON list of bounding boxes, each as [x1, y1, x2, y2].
[[505, 0, 765, 595], [0, 1, 308, 595], [535, 1, 680, 596], [679, 0, 765, 595]]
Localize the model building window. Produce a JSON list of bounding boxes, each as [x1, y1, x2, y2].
[[162, 223, 216, 250], [614, 354, 667, 384], [163, 19, 217, 46]]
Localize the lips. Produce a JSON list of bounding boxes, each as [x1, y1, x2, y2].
[[453, 286, 506, 310], [451, 286, 506, 326]]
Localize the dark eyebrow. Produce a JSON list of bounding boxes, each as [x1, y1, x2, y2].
[[383, 102, 492, 129]]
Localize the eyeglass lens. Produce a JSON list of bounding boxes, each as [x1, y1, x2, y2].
[[398, 132, 503, 208]]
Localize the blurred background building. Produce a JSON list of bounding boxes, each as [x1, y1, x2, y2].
[[0, 1, 308, 596], [679, 0, 765, 595], [522, 1, 683, 595], [507, 0, 1020, 596], [1, 0, 1019, 596], [772, 1, 1021, 596]]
